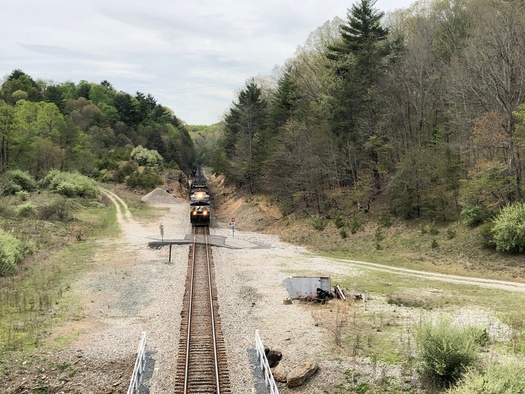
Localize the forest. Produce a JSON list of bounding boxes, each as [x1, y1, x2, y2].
[[0, 70, 196, 181], [208, 0, 525, 252]]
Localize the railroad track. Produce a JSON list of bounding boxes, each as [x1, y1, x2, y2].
[[174, 226, 231, 393]]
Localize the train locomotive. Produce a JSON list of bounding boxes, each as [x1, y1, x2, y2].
[[189, 166, 211, 226]]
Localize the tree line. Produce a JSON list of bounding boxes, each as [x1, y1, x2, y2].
[[210, 0, 525, 230], [0, 70, 196, 182]]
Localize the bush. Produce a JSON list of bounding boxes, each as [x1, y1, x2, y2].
[[0, 229, 24, 276], [125, 171, 162, 192], [16, 202, 37, 218], [334, 216, 345, 229], [491, 203, 525, 253], [40, 170, 99, 198], [416, 317, 483, 388], [461, 204, 489, 227], [448, 359, 525, 394], [37, 198, 71, 221], [130, 145, 163, 166], [16, 190, 29, 201], [6, 169, 36, 192], [311, 215, 327, 231], [350, 218, 364, 234]]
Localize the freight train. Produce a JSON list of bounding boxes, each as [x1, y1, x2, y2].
[[189, 166, 211, 226]]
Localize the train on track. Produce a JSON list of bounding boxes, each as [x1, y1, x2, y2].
[[189, 166, 211, 227]]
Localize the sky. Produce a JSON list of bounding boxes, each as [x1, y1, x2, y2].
[[1, 0, 414, 125]]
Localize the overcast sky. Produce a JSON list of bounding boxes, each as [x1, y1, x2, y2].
[[1, 0, 414, 125]]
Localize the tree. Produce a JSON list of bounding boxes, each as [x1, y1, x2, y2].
[[222, 80, 268, 192], [130, 145, 163, 166], [0, 100, 15, 172], [450, 0, 525, 198]]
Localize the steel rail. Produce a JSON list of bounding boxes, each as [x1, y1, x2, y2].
[[180, 226, 224, 393]]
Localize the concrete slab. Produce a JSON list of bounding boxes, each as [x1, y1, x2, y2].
[[147, 234, 261, 249]]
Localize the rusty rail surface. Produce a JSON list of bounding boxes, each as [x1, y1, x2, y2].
[[174, 226, 230, 393]]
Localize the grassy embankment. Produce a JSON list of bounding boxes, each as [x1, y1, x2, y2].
[[0, 187, 155, 356]]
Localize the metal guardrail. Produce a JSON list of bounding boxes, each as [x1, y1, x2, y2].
[[255, 330, 280, 394], [127, 332, 147, 394]]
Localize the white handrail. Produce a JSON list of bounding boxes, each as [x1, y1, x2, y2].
[[255, 330, 280, 394], [127, 332, 147, 394]]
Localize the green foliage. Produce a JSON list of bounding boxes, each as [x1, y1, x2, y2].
[[6, 170, 36, 192], [0, 229, 24, 276], [350, 217, 364, 234], [334, 216, 345, 228], [459, 163, 515, 218], [331, 369, 408, 394], [446, 228, 457, 239], [311, 215, 327, 231], [340, 228, 347, 239], [415, 317, 483, 388], [130, 145, 163, 166], [16, 202, 37, 218], [448, 359, 525, 394], [113, 161, 138, 183], [491, 203, 525, 253], [461, 204, 488, 227], [39, 170, 99, 198], [16, 190, 29, 201], [125, 171, 162, 192]]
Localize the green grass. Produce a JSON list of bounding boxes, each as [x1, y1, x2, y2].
[[0, 195, 123, 354]]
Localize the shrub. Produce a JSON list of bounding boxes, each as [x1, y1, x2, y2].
[[446, 228, 456, 239], [350, 218, 364, 234], [478, 222, 495, 248], [311, 215, 327, 231], [37, 198, 71, 221], [0, 229, 24, 276], [16, 190, 29, 201], [6, 169, 36, 192], [461, 204, 488, 227], [334, 216, 345, 229], [339, 229, 347, 239], [448, 359, 525, 394], [416, 317, 483, 388], [125, 171, 162, 192], [130, 145, 163, 166], [40, 170, 99, 198], [16, 202, 37, 218], [491, 203, 525, 253]]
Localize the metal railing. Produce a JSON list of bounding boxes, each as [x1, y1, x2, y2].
[[255, 330, 280, 394], [127, 332, 147, 394]]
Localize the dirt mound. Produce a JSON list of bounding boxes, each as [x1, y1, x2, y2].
[[141, 187, 180, 204]]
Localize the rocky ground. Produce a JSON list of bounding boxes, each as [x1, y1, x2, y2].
[[0, 182, 520, 393]]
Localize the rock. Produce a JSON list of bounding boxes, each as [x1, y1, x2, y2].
[[286, 358, 318, 388], [271, 363, 288, 383], [264, 347, 282, 368], [283, 297, 293, 305]]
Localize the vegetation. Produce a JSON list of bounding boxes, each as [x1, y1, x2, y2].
[[201, 0, 525, 257], [415, 318, 486, 388], [448, 359, 525, 394], [0, 71, 196, 180]]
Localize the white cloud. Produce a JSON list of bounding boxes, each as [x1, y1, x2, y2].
[[1, 0, 415, 124]]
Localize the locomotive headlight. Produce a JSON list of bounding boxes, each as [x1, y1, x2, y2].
[[192, 211, 197, 216], [203, 210, 208, 216]]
